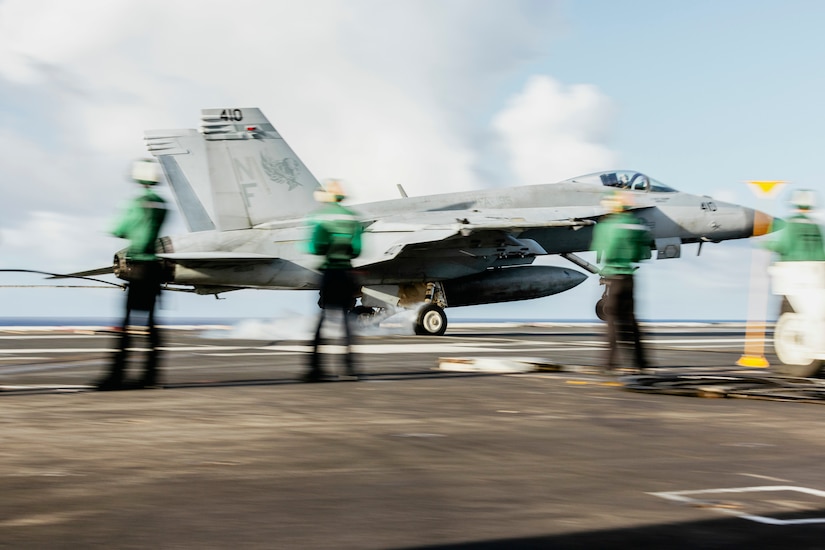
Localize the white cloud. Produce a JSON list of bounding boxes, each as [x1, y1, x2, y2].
[[0, 1, 631, 318], [0, 0, 128, 84], [0, 127, 126, 225], [0, 0, 791, 323], [0, 0, 565, 210], [0, 0, 567, 225], [2, 211, 114, 272], [492, 75, 618, 184]]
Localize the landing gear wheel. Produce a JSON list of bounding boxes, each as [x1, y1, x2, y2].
[[350, 306, 376, 328], [773, 312, 824, 377], [414, 304, 447, 336], [595, 298, 607, 322]]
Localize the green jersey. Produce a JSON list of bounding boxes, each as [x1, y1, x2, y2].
[[307, 202, 363, 270], [112, 188, 167, 261], [762, 213, 825, 262], [591, 211, 653, 276]]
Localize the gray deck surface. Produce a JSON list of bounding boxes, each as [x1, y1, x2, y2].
[[1, 323, 823, 549]]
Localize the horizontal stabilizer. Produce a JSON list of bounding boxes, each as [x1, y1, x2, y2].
[[50, 266, 115, 278], [0, 268, 122, 288], [158, 252, 280, 271], [158, 252, 279, 262]]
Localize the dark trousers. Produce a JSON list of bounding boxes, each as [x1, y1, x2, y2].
[[107, 262, 163, 385], [309, 269, 357, 377], [604, 274, 647, 370]]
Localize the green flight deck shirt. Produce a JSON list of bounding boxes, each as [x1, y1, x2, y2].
[[112, 188, 167, 261], [762, 213, 825, 262], [590, 211, 653, 276], [307, 202, 363, 270]]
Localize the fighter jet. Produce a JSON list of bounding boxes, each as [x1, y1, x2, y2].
[[94, 107, 772, 335]]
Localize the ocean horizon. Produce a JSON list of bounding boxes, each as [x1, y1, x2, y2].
[[0, 316, 759, 327]]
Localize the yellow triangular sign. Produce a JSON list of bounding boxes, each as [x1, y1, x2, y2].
[[746, 180, 786, 198]]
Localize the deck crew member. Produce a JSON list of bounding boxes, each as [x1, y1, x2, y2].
[[305, 180, 363, 382], [96, 160, 167, 391], [590, 191, 653, 373]]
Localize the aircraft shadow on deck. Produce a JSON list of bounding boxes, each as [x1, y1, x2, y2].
[[0, 370, 505, 396], [405, 507, 825, 549]]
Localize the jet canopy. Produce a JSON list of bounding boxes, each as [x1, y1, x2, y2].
[[561, 171, 677, 193]]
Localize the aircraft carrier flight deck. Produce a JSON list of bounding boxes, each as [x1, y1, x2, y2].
[[2, 322, 825, 549]]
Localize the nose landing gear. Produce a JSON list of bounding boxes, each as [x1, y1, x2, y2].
[[595, 297, 607, 321]]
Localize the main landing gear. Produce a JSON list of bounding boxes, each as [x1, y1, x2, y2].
[[412, 281, 449, 336], [350, 305, 377, 327], [350, 280, 449, 336], [414, 303, 447, 336]]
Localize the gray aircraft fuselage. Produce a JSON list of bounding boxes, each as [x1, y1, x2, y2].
[[105, 108, 776, 334], [151, 177, 767, 291]]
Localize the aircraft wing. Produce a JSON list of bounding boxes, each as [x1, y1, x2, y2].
[[359, 208, 598, 267], [447, 217, 595, 234], [368, 207, 596, 232]]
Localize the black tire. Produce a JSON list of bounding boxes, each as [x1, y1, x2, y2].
[[595, 299, 607, 322], [414, 304, 447, 336]]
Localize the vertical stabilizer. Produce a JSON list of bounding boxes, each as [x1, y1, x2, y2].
[[145, 108, 323, 232], [200, 108, 322, 229]]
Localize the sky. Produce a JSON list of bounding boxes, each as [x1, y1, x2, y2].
[[0, 0, 823, 323]]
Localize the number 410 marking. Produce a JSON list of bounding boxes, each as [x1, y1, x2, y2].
[[220, 109, 243, 122]]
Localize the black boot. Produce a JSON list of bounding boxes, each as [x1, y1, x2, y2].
[[138, 352, 161, 389], [303, 369, 328, 382], [95, 372, 124, 391], [95, 352, 126, 391], [343, 355, 360, 380], [303, 355, 326, 382]]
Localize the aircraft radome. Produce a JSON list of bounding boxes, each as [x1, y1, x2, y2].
[[72, 108, 776, 335]]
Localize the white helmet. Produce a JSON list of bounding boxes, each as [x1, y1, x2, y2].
[[790, 189, 816, 210], [313, 179, 347, 203], [131, 159, 161, 185]]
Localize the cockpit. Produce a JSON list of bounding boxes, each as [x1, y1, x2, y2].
[[561, 171, 677, 193]]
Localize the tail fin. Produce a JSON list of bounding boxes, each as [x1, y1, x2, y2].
[[145, 128, 216, 232], [145, 108, 322, 231]]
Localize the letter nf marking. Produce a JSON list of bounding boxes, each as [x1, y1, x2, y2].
[[240, 183, 257, 207], [232, 156, 263, 207]]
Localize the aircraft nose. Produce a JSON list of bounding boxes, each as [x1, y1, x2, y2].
[[750, 208, 775, 237]]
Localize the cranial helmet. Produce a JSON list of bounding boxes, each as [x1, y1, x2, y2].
[[601, 191, 631, 212], [314, 179, 347, 203], [790, 189, 817, 210], [132, 159, 161, 185]]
